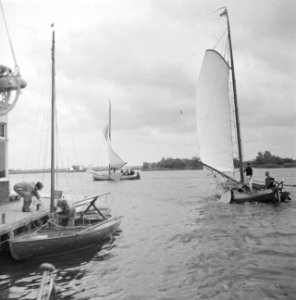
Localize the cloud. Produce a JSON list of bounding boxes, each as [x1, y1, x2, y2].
[[1, 0, 295, 170]]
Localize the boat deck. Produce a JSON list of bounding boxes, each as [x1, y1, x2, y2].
[[0, 197, 50, 242]]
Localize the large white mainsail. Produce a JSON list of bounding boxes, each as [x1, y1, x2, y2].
[[196, 49, 234, 172], [103, 124, 127, 170]]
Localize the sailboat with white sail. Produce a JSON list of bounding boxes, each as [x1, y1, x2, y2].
[[89, 101, 140, 181], [8, 26, 122, 261], [196, 8, 290, 204]]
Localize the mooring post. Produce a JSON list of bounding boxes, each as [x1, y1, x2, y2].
[[1, 213, 5, 224]]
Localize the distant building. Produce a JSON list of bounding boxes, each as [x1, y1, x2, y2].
[[69, 165, 86, 172], [0, 114, 9, 202]]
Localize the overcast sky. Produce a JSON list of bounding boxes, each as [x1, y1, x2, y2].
[[1, 0, 295, 169]]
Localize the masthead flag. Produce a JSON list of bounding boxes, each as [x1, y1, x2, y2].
[[220, 8, 228, 17]]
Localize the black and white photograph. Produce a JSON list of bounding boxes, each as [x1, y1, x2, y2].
[[0, 0, 295, 299]]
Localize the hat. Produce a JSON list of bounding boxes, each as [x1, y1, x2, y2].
[[36, 182, 44, 189]]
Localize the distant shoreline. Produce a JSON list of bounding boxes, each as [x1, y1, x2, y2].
[[8, 163, 296, 175], [141, 168, 203, 171], [9, 169, 86, 175], [248, 164, 296, 169]]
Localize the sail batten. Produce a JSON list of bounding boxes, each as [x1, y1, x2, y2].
[[103, 124, 127, 170], [196, 49, 234, 172]]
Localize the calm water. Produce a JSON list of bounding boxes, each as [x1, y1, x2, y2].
[[1, 169, 296, 300]]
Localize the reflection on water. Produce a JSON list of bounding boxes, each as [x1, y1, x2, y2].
[[1, 169, 296, 299]]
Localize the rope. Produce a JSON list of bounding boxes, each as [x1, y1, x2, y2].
[[46, 218, 85, 230], [0, 238, 9, 245], [213, 28, 227, 52], [87, 135, 105, 168], [0, 0, 19, 73]]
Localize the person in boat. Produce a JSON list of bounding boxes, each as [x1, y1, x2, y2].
[[13, 181, 44, 212], [265, 171, 276, 188], [55, 198, 76, 227], [243, 162, 253, 191]]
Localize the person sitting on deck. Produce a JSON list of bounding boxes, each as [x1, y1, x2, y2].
[[244, 162, 253, 191], [13, 181, 44, 212], [265, 171, 276, 188], [55, 198, 76, 227]]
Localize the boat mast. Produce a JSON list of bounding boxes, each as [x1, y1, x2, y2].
[[50, 25, 56, 213], [108, 100, 111, 175], [222, 8, 244, 183]]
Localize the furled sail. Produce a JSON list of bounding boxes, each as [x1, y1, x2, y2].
[[103, 124, 127, 169], [196, 49, 234, 172]]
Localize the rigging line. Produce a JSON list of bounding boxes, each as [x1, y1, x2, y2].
[[213, 28, 227, 51], [223, 35, 230, 61], [87, 135, 105, 168], [37, 63, 51, 177], [0, 0, 19, 72], [22, 62, 51, 177], [228, 72, 237, 160], [55, 126, 80, 201], [55, 66, 81, 164], [56, 68, 85, 191], [54, 68, 86, 195]]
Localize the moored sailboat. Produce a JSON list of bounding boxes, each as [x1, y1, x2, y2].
[[196, 8, 290, 204], [8, 26, 122, 261]]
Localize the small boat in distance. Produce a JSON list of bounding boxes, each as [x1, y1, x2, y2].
[[195, 8, 290, 204], [89, 101, 140, 181], [9, 26, 122, 261]]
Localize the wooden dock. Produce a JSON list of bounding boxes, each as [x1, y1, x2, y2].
[[0, 193, 110, 254], [0, 197, 51, 252]]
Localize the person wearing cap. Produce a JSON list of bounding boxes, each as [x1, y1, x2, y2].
[[244, 162, 253, 191], [13, 181, 44, 212], [265, 171, 276, 188]]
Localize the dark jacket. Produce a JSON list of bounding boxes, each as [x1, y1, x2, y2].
[[244, 166, 253, 177], [265, 176, 275, 188]]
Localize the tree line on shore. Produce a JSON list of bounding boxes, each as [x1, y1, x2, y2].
[[142, 151, 296, 170], [236, 151, 296, 168], [142, 157, 202, 170]]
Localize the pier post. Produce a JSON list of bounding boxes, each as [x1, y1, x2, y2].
[[0, 115, 9, 203]]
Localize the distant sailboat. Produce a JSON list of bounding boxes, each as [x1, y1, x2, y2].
[[196, 8, 290, 204], [90, 101, 140, 181], [9, 26, 122, 261]]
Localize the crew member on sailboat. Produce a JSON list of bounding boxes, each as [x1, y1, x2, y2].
[[243, 162, 253, 191], [13, 181, 44, 212], [265, 171, 276, 188]]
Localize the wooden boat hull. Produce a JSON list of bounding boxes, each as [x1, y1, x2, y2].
[[91, 172, 122, 181], [92, 172, 140, 181], [9, 217, 122, 261], [120, 173, 141, 180], [230, 188, 290, 204]]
